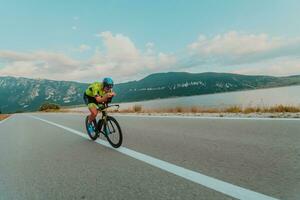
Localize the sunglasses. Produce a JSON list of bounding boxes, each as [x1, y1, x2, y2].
[[104, 85, 113, 90]]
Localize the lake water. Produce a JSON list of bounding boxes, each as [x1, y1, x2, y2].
[[118, 85, 300, 109]]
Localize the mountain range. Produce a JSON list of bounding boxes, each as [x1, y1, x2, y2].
[[1, 72, 300, 113]]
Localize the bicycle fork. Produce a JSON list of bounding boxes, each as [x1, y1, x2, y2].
[[100, 111, 110, 136]]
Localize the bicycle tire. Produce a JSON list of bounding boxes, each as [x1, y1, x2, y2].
[[85, 116, 99, 140], [104, 116, 123, 148]]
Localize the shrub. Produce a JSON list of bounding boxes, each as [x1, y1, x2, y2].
[[132, 104, 142, 112], [39, 102, 60, 111], [175, 106, 183, 113]]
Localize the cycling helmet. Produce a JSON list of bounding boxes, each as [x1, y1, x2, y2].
[[103, 77, 114, 88]]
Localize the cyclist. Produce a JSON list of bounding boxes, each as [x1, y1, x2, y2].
[[83, 77, 116, 133]]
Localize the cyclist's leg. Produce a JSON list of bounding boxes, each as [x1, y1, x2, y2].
[[88, 103, 98, 123], [83, 93, 99, 123]]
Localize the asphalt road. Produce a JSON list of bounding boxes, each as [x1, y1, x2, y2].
[[0, 113, 299, 200]]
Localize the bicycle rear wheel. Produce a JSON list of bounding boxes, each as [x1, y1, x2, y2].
[[103, 116, 123, 148], [85, 116, 99, 140]]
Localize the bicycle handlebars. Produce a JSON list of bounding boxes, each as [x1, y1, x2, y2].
[[97, 103, 120, 111]]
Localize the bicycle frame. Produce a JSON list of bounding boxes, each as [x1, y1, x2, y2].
[[97, 104, 119, 134]]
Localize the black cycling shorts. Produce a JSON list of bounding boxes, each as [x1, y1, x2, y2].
[[83, 93, 98, 106]]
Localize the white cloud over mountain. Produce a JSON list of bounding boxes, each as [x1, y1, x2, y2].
[[233, 56, 300, 76], [185, 31, 300, 75], [0, 31, 300, 82], [0, 32, 176, 82], [189, 31, 284, 56]]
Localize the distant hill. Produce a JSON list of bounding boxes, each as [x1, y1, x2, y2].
[[1, 72, 300, 113], [113, 72, 300, 102], [0, 77, 87, 113]]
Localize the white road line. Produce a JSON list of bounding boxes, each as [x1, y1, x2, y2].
[[30, 115, 278, 200]]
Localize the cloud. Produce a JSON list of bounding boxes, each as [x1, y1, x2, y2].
[[99, 31, 140, 62], [0, 50, 83, 80], [189, 31, 282, 56], [187, 31, 300, 66], [1, 31, 300, 83], [72, 26, 77, 30], [74, 44, 91, 52], [0, 32, 176, 82], [0, 51, 80, 68], [146, 42, 154, 49], [232, 56, 300, 76], [88, 31, 176, 79], [145, 42, 155, 55]]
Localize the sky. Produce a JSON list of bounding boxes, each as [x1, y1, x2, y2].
[[0, 0, 300, 83]]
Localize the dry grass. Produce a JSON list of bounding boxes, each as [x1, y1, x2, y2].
[[43, 104, 300, 115], [0, 114, 10, 121], [133, 104, 143, 112], [262, 105, 300, 113], [39, 109, 84, 113], [243, 107, 261, 114], [39, 109, 62, 112], [114, 104, 300, 114], [223, 106, 243, 113]]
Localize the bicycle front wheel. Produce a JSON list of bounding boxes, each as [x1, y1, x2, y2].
[[103, 116, 123, 148]]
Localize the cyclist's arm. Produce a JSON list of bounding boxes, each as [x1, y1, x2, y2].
[[95, 95, 109, 103], [109, 89, 116, 96], [95, 92, 115, 103]]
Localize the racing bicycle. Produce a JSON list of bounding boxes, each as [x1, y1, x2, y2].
[[85, 103, 123, 148]]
